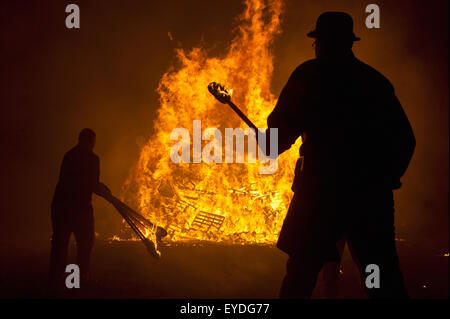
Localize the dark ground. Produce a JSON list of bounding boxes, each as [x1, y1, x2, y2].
[[0, 239, 447, 299]]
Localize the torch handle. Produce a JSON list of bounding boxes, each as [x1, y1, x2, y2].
[[226, 101, 259, 132]]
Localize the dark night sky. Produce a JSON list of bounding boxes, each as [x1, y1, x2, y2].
[[0, 0, 448, 251]]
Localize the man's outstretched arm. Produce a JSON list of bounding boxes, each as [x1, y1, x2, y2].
[[92, 156, 112, 199]]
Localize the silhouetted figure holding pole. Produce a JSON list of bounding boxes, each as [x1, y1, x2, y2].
[[48, 128, 111, 293], [268, 12, 416, 298]]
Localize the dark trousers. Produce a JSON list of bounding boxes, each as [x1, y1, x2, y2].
[[279, 191, 408, 299], [322, 237, 346, 298], [48, 205, 95, 291]]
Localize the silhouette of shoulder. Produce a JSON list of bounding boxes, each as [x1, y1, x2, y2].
[[91, 152, 99, 162], [63, 146, 99, 165], [288, 59, 320, 82], [289, 58, 395, 94], [354, 59, 395, 92]]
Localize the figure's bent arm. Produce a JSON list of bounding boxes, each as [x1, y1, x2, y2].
[[264, 70, 306, 156], [93, 156, 111, 199]]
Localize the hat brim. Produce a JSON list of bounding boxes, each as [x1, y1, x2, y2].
[[307, 30, 360, 41]]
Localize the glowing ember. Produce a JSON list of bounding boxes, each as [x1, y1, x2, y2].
[[122, 0, 301, 244], [109, 235, 122, 242]]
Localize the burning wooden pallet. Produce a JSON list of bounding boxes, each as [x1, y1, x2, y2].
[[190, 211, 225, 232]]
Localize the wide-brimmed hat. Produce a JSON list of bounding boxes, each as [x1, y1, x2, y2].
[[307, 12, 360, 41]]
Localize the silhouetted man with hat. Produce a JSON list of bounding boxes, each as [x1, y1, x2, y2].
[[267, 12, 415, 298], [48, 128, 111, 293]]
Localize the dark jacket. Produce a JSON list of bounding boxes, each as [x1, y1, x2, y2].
[[52, 145, 100, 213], [269, 53, 416, 254], [268, 53, 416, 191]]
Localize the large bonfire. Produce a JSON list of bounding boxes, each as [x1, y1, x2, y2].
[[122, 0, 302, 245]]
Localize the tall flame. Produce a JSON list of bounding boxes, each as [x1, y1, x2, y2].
[[123, 0, 302, 245]]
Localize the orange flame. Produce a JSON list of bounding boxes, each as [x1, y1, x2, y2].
[[123, 0, 302, 245]]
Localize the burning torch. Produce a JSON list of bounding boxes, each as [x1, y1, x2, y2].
[[207, 81, 305, 175], [208, 82, 259, 132]]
